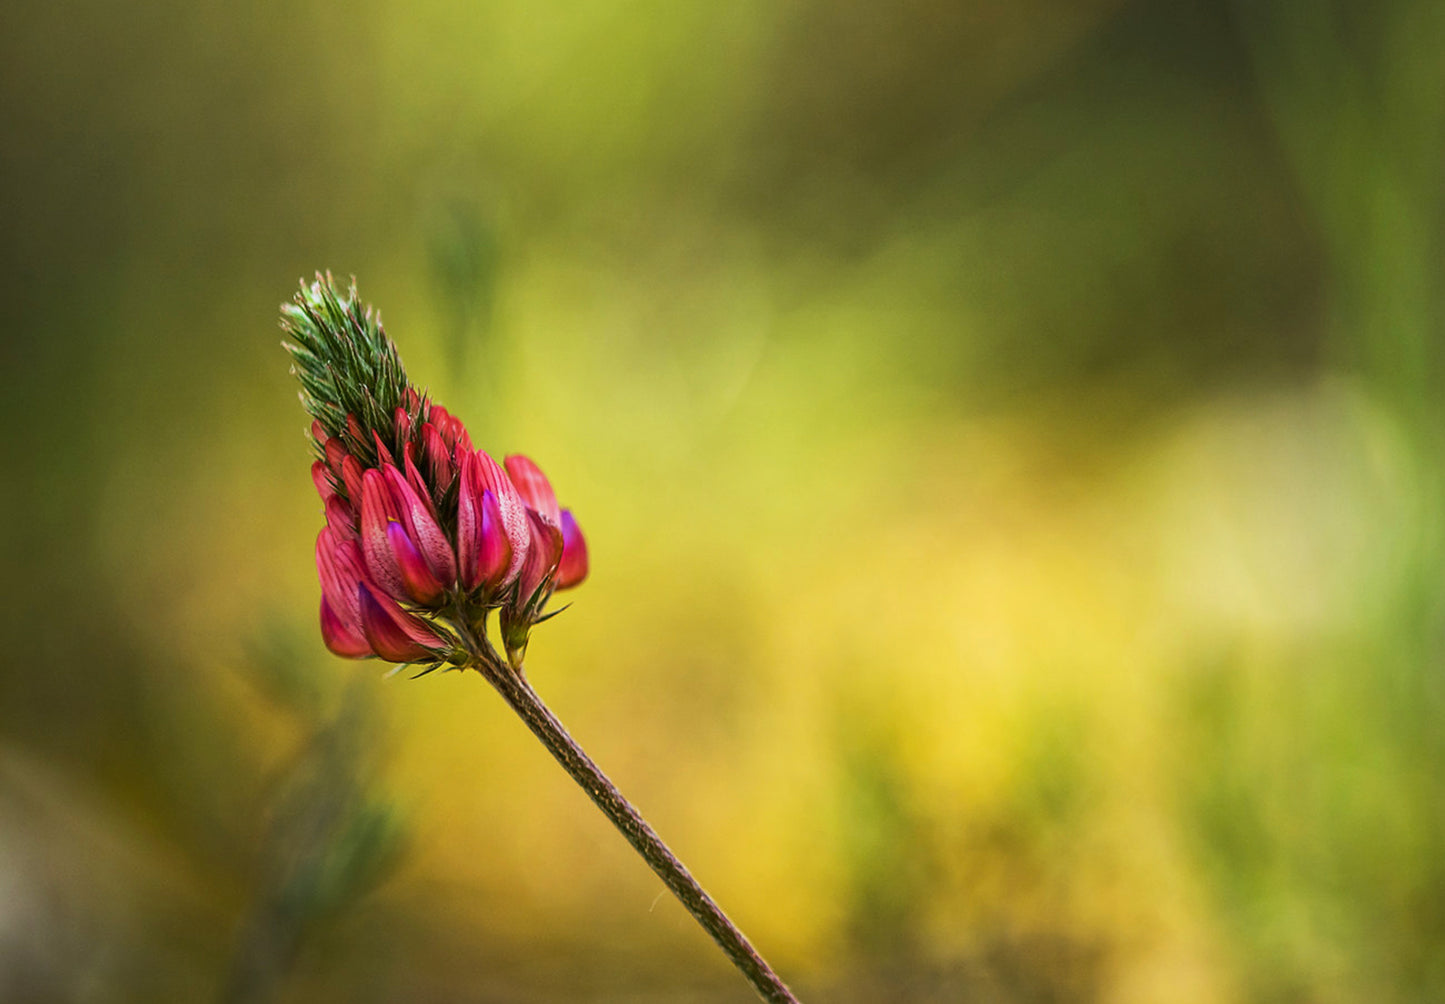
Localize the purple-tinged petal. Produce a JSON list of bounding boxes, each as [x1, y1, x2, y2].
[[475, 450, 530, 583], [357, 581, 446, 663], [555, 509, 588, 591], [455, 451, 483, 590], [478, 490, 512, 591], [458, 461, 515, 595], [387, 520, 445, 605], [381, 465, 456, 586], [516, 508, 565, 606], [321, 595, 371, 658], [505, 455, 561, 526], [316, 529, 367, 631]]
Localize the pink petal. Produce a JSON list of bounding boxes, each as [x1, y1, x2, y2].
[[458, 461, 514, 595], [340, 455, 365, 502], [504, 455, 561, 527], [357, 581, 446, 663], [324, 496, 358, 541], [516, 508, 565, 605], [387, 520, 445, 605], [321, 595, 372, 658], [478, 489, 512, 590], [475, 450, 531, 583], [359, 468, 408, 601], [381, 465, 457, 586], [324, 437, 349, 476], [455, 451, 483, 590], [316, 528, 367, 630], [420, 423, 454, 492], [312, 460, 336, 502], [393, 406, 413, 443], [555, 509, 588, 591]]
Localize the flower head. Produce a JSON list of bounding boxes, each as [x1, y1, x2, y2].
[[283, 274, 587, 672]]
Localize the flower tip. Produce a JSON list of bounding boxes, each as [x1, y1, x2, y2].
[[556, 509, 588, 590]]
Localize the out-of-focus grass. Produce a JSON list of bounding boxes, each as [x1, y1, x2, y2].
[[3, 1, 1444, 1001]]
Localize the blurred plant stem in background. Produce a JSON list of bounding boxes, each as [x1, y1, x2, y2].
[[222, 628, 403, 1004]]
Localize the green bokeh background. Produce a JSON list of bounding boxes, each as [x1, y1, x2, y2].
[[5, 1, 1445, 1001]]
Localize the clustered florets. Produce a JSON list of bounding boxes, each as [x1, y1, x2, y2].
[[285, 275, 586, 672]]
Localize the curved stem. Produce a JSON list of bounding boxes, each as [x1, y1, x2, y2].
[[475, 660, 800, 1003]]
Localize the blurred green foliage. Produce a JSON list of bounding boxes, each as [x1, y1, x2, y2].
[[3, 0, 1444, 1001]]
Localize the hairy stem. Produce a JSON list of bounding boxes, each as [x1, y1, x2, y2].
[[475, 659, 800, 1003]]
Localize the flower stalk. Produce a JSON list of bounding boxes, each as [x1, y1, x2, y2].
[[282, 274, 799, 1003]]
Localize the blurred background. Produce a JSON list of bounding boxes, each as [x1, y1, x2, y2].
[[4, 0, 1444, 1000]]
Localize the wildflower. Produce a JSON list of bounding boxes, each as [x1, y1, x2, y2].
[[279, 275, 796, 1004], [283, 273, 587, 671]]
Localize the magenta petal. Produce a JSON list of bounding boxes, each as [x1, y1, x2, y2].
[[403, 442, 432, 501], [478, 489, 512, 590], [381, 465, 456, 586], [456, 451, 483, 591], [341, 455, 365, 501], [357, 581, 445, 663], [321, 595, 372, 658], [316, 529, 367, 631], [475, 450, 530, 583], [312, 460, 336, 502], [517, 508, 565, 604], [387, 520, 444, 605], [555, 509, 588, 591], [420, 423, 454, 492], [504, 454, 561, 527], [324, 437, 349, 476], [359, 468, 408, 601]]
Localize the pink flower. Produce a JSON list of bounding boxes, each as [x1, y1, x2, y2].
[[303, 407, 586, 667]]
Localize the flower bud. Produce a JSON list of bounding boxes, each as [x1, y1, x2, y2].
[[458, 466, 514, 595], [312, 460, 336, 502], [393, 405, 413, 443], [419, 423, 454, 493], [340, 455, 365, 502], [470, 449, 531, 584]]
